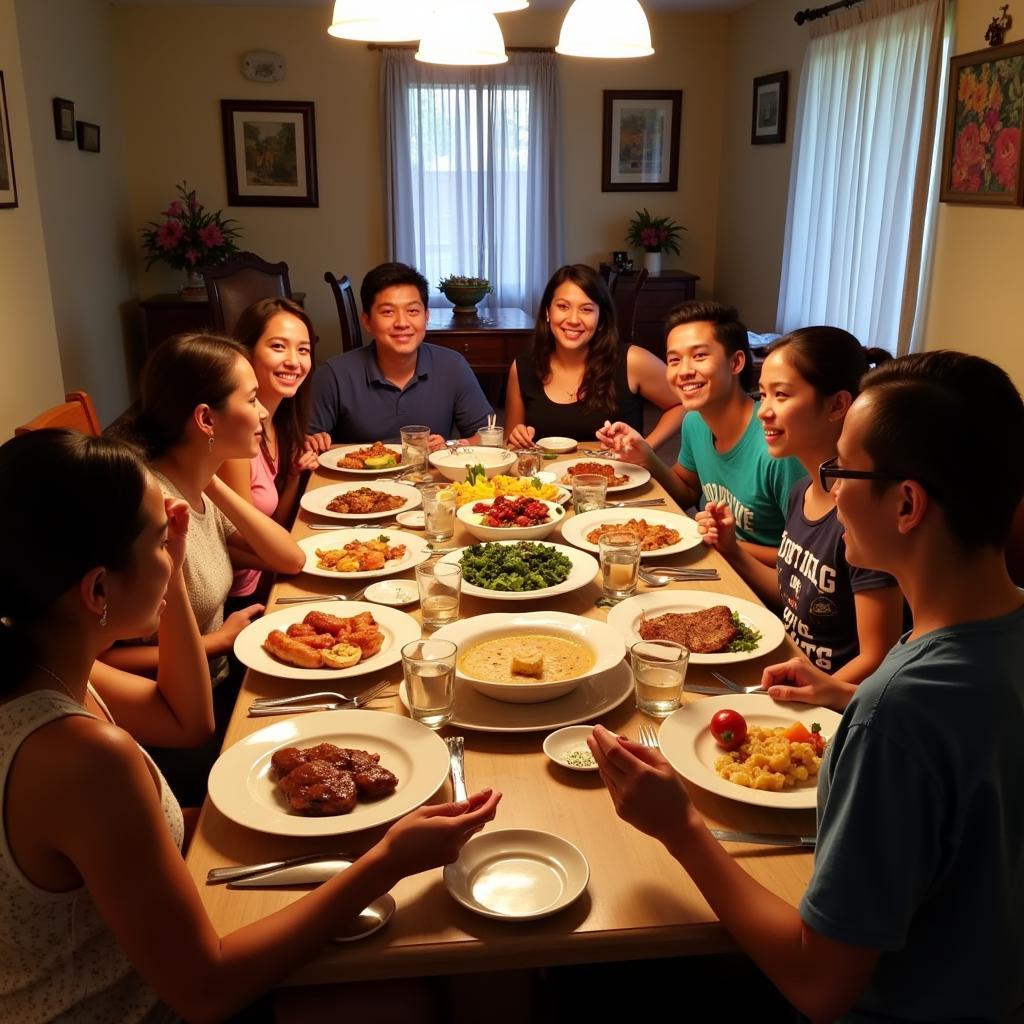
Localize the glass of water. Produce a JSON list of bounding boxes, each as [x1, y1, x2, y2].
[[571, 473, 608, 514], [420, 484, 456, 543], [416, 561, 462, 630], [402, 638, 457, 730], [477, 425, 504, 447], [599, 531, 640, 601], [400, 424, 432, 484], [630, 640, 689, 718]]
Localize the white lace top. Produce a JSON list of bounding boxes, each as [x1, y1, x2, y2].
[[0, 688, 182, 1023]]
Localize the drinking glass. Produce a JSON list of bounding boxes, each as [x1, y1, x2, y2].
[[402, 638, 457, 730], [516, 449, 542, 478], [400, 424, 432, 484], [630, 640, 689, 718], [599, 532, 640, 601], [416, 561, 462, 630], [571, 473, 608, 514], [477, 425, 504, 447], [420, 484, 456, 543]]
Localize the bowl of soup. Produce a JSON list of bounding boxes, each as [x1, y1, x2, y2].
[[428, 446, 517, 482], [433, 611, 625, 703]]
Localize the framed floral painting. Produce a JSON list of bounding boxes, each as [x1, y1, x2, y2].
[[940, 40, 1024, 205]]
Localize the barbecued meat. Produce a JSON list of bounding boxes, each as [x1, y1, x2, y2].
[[638, 606, 738, 654], [326, 487, 406, 515], [278, 760, 358, 815], [354, 764, 399, 798], [271, 747, 307, 778], [271, 743, 395, 815]]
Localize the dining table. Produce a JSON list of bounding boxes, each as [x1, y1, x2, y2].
[[184, 445, 817, 997]]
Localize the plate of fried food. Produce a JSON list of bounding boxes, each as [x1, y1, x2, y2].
[[658, 694, 841, 809], [297, 528, 432, 580], [319, 441, 404, 475], [605, 590, 786, 664], [300, 481, 422, 521], [234, 601, 420, 680], [207, 710, 450, 836], [559, 507, 702, 558], [557, 458, 651, 493]]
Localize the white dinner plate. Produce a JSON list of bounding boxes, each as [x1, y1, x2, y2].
[[605, 589, 787, 665], [559, 507, 703, 558], [659, 694, 842, 810], [318, 444, 405, 475], [439, 540, 599, 602], [208, 710, 449, 836], [555, 458, 651, 493], [233, 600, 420, 681], [444, 829, 589, 920], [300, 481, 422, 521], [399, 659, 632, 733], [298, 528, 432, 580]]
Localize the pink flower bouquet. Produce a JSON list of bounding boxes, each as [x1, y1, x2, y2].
[[141, 182, 241, 271]]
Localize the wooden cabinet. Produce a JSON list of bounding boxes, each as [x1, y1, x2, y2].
[[600, 266, 700, 356]]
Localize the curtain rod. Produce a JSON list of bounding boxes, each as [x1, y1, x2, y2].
[[367, 43, 554, 52], [793, 0, 863, 24]]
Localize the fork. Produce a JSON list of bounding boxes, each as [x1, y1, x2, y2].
[[710, 670, 765, 694], [307, 520, 400, 530], [645, 566, 720, 576], [275, 586, 370, 606], [636, 723, 659, 748], [247, 679, 394, 716]]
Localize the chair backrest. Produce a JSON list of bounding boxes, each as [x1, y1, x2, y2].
[[201, 251, 292, 337], [15, 390, 102, 437], [324, 272, 364, 353], [616, 268, 649, 346]]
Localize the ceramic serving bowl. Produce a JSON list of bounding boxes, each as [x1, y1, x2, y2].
[[428, 446, 517, 481], [455, 498, 565, 542]]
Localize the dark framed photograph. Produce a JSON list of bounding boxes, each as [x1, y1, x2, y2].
[[0, 71, 17, 209], [939, 39, 1024, 206], [751, 72, 788, 145], [220, 99, 319, 207], [602, 90, 682, 192], [76, 120, 100, 153], [53, 97, 75, 141]]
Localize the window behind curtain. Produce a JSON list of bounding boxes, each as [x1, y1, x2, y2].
[[383, 51, 562, 316]]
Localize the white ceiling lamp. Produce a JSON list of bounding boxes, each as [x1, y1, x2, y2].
[[487, 0, 529, 10], [328, 0, 427, 42], [556, 0, 654, 58], [417, 3, 509, 65]]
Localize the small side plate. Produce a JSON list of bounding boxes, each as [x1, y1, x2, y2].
[[333, 892, 396, 942], [396, 509, 426, 529], [543, 725, 599, 772], [363, 580, 419, 607]]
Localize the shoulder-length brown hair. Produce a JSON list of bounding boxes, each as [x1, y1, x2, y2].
[[531, 265, 620, 414]]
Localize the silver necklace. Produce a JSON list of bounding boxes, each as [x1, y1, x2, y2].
[[33, 662, 84, 706]]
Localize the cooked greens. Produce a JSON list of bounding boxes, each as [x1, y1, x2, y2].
[[459, 541, 573, 592], [728, 611, 762, 653]]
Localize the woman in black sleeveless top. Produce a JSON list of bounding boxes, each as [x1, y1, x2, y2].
[[505, 265, 682, 448]]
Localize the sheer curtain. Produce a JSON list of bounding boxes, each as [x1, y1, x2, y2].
[[382, 50, 562, 315], [776, 0, 946, 353]]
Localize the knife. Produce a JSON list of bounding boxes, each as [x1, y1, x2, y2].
[[710, 829, 815, 848], [208, 852, 356, 885], [227, 857, 354, 888]]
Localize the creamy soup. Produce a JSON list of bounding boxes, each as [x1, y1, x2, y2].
[[459, 633, 595, 683]]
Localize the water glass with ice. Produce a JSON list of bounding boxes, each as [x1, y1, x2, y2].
[[571, 473, 608, 514], [420, 484, 456, 543]]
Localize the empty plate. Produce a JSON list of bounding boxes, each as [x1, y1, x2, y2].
[[333, 892, 396, 942]]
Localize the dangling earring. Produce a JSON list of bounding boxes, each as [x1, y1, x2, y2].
[[208, 432, 215, 452], [99, 604, 108, 628]]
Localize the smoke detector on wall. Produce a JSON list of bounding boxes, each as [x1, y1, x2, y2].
[[242, 51, 286, 82]]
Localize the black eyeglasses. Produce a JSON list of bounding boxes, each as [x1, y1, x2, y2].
[[818, 456, 900, 494]]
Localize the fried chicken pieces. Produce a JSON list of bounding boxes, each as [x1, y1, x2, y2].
[[263, 611, 385, 669], [271, 743, 398, 816]]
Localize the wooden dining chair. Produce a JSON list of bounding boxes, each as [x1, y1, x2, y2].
[[201, 252, 292, 337], [323, 272, 364, 353], [15, 390, 102, 436]]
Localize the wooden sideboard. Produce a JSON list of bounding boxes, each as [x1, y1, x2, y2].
[[600, 266, 700, 356]]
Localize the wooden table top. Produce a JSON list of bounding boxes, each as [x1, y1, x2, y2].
[[184, 451, 813, 984]]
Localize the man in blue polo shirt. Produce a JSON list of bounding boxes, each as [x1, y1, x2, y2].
[[309, 262, 492, 447]]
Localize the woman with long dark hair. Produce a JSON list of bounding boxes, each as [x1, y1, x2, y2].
[[504, 264, 681, 448]]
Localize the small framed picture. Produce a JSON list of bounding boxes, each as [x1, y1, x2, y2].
[[76, 120, 100, 153], [53, 97, 75, 141], [602, 90, 682, 192], [0, 72, 17, 209], [220, 99, 319, 207], [751, 71, 788, 145]]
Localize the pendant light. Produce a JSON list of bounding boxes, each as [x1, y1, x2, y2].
[[487, 0, 529, 10], [328, 0, 427, 42], [416, 2, 509, 65], [556, 0, 654, 58]]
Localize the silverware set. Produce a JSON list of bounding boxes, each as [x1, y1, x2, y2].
[[685, 670, 765, 696], [247, 679, 395, 717], [639, 567, 720, 586], [275, 586, 370, 605], [306, 519, 401, 530]]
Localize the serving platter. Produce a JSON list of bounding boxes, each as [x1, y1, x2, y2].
[[559, 506, 703, 558], [297, 528, 431, 580], [233, 600, 420, 681], [605, 589, 787, 665], [555, 458, 651, 493], [208, 710, 449, 836], [318, 443, 404, 475], [299, 481, 422, 521], [658, 694, 842, 810]]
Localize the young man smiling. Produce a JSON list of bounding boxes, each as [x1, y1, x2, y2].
[[599, 300, 805, 564], [309, 262, 492, 448]]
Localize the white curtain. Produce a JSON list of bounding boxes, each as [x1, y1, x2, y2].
[[382, 49, 563, 315], [776, 0, 946, 353]]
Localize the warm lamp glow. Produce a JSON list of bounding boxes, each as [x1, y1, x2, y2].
[[328, 0, 427, 42], [556, 0, 654, 58], [416, 4, 509, 65], [487, 0, 529, 10]]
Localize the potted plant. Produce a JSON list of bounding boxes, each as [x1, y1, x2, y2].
[[438, 274, 492, 314], [141, 181, 242, 300], [625, 208, 685, 275]]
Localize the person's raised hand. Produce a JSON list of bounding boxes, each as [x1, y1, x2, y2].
[[695, 500, 737, 555], [163, 498, 191, 575], [596, 421, 646, 465], [507, 424, 536, 450]]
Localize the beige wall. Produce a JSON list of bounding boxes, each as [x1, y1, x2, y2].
[[111, 5, 728, 358], [16, 0, 138, 425], [0, 0, 64, 439]]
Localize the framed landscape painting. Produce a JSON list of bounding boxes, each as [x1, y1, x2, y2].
[[751, 71, 788, 145], [0, 72, 18, 209], [940, 40, 1024, 206], [602, 90, 682, 192], [221, 99, 319, 207]]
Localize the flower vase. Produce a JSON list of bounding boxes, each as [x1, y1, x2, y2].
[[179, 268, 206, 302], [643, 251, 662, 275]]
